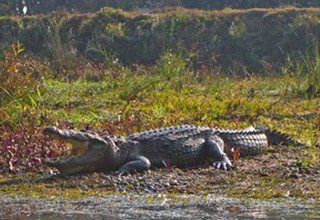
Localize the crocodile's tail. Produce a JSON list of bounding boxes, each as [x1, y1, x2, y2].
[[216, 128, 268, 157], [255, 126, 319, 148]]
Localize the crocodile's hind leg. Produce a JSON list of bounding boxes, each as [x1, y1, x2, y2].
[[116, 155, 151, 175], [206, 136, 232, 170]]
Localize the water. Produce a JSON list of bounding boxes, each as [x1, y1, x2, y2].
[[0, 194, 319, 219]]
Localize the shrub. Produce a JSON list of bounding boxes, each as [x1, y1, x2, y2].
[[0, 42, 44, 105], [282, 45, 320, 98]]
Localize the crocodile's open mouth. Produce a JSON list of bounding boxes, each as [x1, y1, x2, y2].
[[43, 126, 109, 175]]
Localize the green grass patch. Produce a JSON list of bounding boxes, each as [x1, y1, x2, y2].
[[0, 48, 319, 200]]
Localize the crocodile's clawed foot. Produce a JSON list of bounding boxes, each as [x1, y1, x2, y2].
[[213, 157, 232, 171], [101, 171, 127, 178], [114, 169, 132, 178], [114, 171, 124, 178]]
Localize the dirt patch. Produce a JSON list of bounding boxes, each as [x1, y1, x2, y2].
[[1, 145, 319, 199]]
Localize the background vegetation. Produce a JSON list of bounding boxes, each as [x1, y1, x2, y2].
[[1, 0, 320, 16], [0, 7, 320, 73]]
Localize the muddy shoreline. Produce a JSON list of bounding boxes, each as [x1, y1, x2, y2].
[[3, 145, 320, 196], [1, 194, 320, 219], [1, 145, 320, 218]]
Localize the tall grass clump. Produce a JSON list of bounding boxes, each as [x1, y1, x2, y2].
[[153, 50, 187, 82], [0, 42, 49, 128], [282, 45, 320, 98], [0, 42, 42, 105], [119, 51, 187, 101]]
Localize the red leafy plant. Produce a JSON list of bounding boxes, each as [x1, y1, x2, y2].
[[0, 112, 171, 173], [0, 124, 66, 173]]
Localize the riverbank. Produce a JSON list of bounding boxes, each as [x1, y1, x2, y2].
[[1, 49, 319, 201], [1, 140, 320, 200]]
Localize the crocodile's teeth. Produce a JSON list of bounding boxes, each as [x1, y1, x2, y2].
[[66, 157, 75, 164], [45, 155, 78, 166]]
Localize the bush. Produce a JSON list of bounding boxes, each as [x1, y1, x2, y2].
[[0, 42, 44, 105], [1, 8, 320, 74], [282, 45, 320, 98], [2, 0, 320, 16], [0, 3, 11, 16]]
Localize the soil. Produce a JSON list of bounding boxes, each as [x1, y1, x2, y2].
[[1, 144, 319, 199]]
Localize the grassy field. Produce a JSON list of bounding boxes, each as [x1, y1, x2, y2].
[[0, 49, 319, 199]]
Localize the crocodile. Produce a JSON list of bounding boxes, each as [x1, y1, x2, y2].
[[43, 125, 307, 176]]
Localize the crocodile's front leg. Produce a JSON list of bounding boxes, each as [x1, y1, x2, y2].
[[116, 155, 151, 175], [206, 135, 232, 170]]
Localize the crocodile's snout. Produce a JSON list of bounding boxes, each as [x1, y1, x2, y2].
[[43, 126, 58, 135]]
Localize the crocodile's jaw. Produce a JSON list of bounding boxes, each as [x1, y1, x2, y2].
[[43, 126, 121, 175], [45, 143, 111, 175]]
